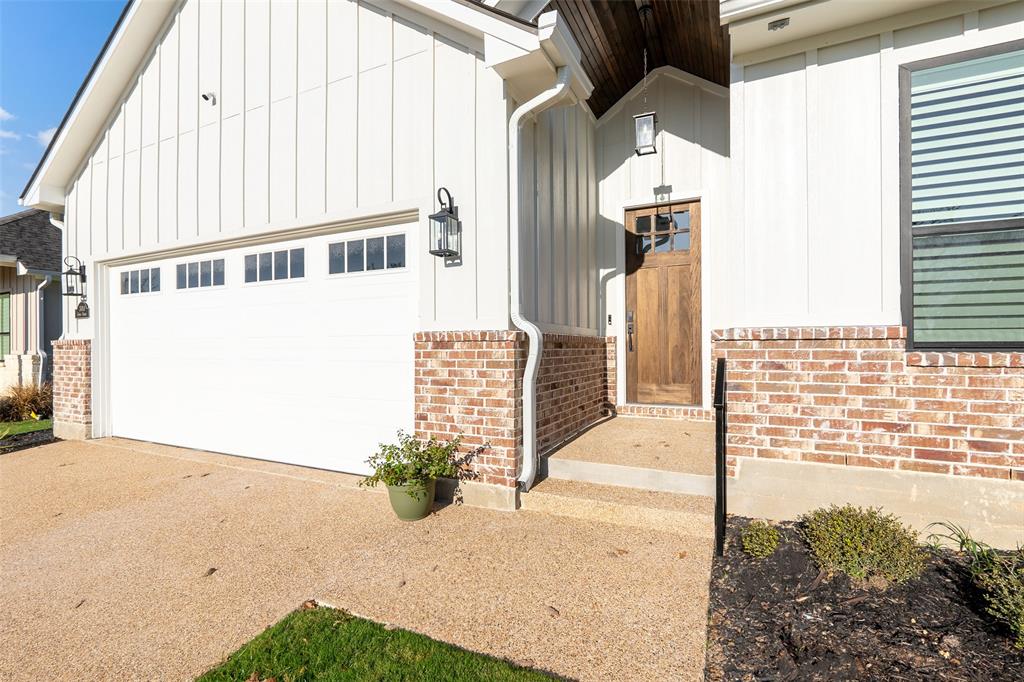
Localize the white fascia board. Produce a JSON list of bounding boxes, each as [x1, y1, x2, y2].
[[395, 0, 539, 51], [720, 0, 806, 25], [20, 0, 178, 212]]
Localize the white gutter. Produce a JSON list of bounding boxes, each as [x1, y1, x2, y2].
[[508, 65, 571, 492], [36, 275, 52, 383]]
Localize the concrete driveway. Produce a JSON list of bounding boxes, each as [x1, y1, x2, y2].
[[0, 438, 712, 681]]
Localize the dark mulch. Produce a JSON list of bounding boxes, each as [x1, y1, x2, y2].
[[0, 429, 56, 454], [705, 517, 1024, 681]]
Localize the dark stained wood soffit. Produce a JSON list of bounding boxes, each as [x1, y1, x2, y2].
[[545, 1, 729, 118]]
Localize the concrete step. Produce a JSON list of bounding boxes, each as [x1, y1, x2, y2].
[[542, 454, 716, 498], [520, 478, 714, 540]]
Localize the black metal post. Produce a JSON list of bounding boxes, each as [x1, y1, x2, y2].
[[713, 357, 727, 556]]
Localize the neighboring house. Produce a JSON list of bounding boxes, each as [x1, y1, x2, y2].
[[18, 0, 1022, 542], [0, 210, 63, 391]]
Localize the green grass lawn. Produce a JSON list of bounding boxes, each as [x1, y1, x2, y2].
[[199, 606, 555, 682], [2, 418, 52, 436]]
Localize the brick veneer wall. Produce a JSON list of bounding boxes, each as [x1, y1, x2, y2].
[[52, 339, 92, 439], [414, 331, 612, 487], [712, 326, 1024, 481], [536, 334, 613, 454]]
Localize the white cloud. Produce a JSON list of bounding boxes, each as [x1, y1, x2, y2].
[[35, 127, 57, 146], [0, 106, 12, 121], [0, 129, 21, 140]]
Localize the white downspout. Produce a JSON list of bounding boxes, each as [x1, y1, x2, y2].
[[508, 66, 570, 492], [36, 275, 52, 384]]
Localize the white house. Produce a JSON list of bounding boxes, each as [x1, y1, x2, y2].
[[20, 0, 1023, 544]]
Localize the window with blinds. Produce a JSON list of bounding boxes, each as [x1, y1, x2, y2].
[[0, 293, 9, 358], [903, 43, 1024, 348]]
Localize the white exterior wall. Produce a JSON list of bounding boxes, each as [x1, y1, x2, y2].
[[726, 1, 1024, 328], [596, 69, 731, 408], [518, 101, 600, 335], [61, 0, 512, 339]]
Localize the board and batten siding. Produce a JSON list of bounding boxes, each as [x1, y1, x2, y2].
[[727, 1, 1024, 328], [0, 269, 54, 356], [596, 68, 730, 408], [61, 0, 511, 338], [518, 102, 600, 335]]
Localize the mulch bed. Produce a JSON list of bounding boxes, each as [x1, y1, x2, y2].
[[705, 517, 1024, 681], [0, 429, 56, 455]]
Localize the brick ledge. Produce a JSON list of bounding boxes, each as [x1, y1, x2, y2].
[[907, 352, 1024, 368]]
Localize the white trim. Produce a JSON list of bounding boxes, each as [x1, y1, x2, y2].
[[595, 66, 728, 128]]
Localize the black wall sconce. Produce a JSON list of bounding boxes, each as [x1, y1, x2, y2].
[[428, 187, 461, 258], [62, 255, 90, 319]]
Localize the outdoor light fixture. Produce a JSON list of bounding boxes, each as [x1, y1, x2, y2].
[[634, 3, 658, 157], [62, 255, 90, 319], [768, 17, 790, 31], [428, 187, 461, 258], [634, 112, 657, 156]]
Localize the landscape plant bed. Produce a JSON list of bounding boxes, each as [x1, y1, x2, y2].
[[0, 420, 54, 454], [705, 517, 1024, 681]]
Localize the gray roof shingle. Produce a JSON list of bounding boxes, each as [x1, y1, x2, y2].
[[0, 209, 63, 273]]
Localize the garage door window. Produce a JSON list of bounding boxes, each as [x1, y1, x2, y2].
[[244, 249, 305, 283], [120, 267, 161, 295], [329, 234, 405, 275], [177, 259, 225, 289]]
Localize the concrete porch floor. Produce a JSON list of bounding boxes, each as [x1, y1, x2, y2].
[[545, 416, 716, 476], [0, 438, 712, 681]]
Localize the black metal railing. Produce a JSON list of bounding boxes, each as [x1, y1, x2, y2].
[[713, 357, 728, 556]]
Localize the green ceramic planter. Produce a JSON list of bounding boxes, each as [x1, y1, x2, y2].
[[386, 479, 436, 521]]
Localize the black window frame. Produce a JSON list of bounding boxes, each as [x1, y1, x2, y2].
[[899, 38, 1024, 352]]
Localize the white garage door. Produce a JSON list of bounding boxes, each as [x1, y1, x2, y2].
[[108, 223, 416, 474]]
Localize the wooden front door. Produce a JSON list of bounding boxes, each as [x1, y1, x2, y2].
[[624, 201, 702, 405]]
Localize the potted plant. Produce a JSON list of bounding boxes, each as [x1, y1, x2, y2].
[[361, 430, 462, 521]]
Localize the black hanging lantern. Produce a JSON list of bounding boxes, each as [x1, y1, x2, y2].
[[63, 256, 90, 319], [634, 3, 658, 157], [428, 187, 461, 258], [634, 112, 657, 156]]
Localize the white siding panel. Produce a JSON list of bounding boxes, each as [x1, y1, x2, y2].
[[141, 55, 160, 147], [297, 0, 327, 93], [327, 0, 357, 82], [392, 18, 432, 203], [244, 106, 269, 226], [221, 0, 245, 118], [810, 37, 882, 316], [245, 0, 269, 111], [159, 20, 178, 140], [221, 114, 244, 231], [140, 145, 159, 247], [269, 99, 296, 222], [177, 0, 198, 134], [358, 2, 390, 70], [158, 138, 177, 243], [326, 78, 357, 213], [535, 111, 553, 323], [296, 88, 326, 217], [107, 152, 124, 253], [124, 87, 141, 153], [198, 0, 220, 128], [198, 123, 221, 236], [744, 54, 808, 318], [432, 37, 476, 322], [270, 0, 296, 102], [122, 150, 140, 249], [474, 59, 508, 327], [91, 159, 107, 255], [176, 130, 197, 238]]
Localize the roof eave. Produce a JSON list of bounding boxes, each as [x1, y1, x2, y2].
[[20, 0, 178, 211]]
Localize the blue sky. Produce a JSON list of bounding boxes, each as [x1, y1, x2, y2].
[[0, 0, 127, 216]]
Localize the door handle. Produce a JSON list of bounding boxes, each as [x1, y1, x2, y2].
[[626, 311, 635, 352]]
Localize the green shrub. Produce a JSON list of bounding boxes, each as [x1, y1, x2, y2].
[[360, 430, 463, 498], [0, 383, 53, 422], [930, 522, 1024, 648], [741, 520, 780, 559], [800, 504, 925, 584]]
